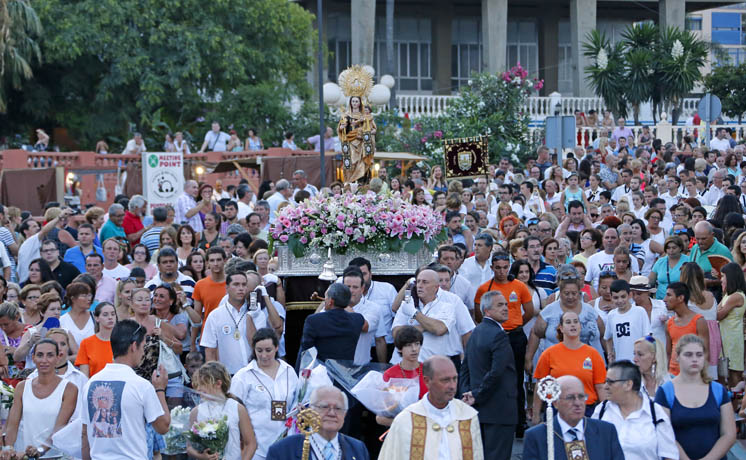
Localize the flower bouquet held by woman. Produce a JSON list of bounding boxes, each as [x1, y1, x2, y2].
[[188, 416, 229, 460]]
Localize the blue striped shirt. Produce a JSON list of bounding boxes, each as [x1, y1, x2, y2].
[[535, 261, 557, 296]]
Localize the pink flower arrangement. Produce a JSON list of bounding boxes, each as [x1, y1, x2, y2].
[[270, 191, 445, 255]]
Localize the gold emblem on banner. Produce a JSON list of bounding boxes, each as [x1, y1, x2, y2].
[[444, 135, 489, 179]]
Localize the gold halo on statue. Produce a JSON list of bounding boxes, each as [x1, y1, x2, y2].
[[297, 408, 321, 435], [338, 65, 373, 101]]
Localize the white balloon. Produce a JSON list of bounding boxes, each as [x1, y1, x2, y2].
[[323, 83, 341, 105], [369, 84, 391, 106], [363, 65, 375, 77], [380, 74, 395, 89]]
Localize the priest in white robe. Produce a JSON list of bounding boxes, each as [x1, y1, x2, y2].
[[379, 355, 483, 460]]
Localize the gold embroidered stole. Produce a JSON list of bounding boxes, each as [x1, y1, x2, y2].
[[458, 419, 474, 460], [410, 413, 427, 460]]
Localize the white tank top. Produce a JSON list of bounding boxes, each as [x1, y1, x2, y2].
[[19, 377, 68, 458], [196, 398, 241, 460], [689, 297, 717, 321]]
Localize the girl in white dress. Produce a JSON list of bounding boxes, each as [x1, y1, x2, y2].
[[187, 362, 257, 460]]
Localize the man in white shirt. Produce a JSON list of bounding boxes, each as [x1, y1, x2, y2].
[[122, 132, 146, 155], [592, 362, 678, 460], [198, 121, 230, 152], [101, 238, 130, 281], [586, 228, 640, 289], [236, 185, 253, 220], [710, 128, 731, 153], [438, 246, 476, 312], [342, 267, 385, 365], [174, 180, 205, 232], [292, 169, 319, 199], [82, 320, 170, 460], [659, 176, 682, 210], [703, 169, 725, 206], [145, 248, 196, 301], [348, 257, 397, 361], [392, 270, 455, 363], [459, 233, 494, 291], [201, 272, 260, 374], [18, 211, 67, 283], [432, 264, 476, 362], [266, 179, 293, 224]]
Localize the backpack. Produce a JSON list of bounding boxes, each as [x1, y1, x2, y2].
[[659, 380, 725, 408], [598, 395, 663, 426]]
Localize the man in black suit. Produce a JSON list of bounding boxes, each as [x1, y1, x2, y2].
[[459, 290, 516, 460], [523, 375, 624, 460], [299, 283, 365, 362]]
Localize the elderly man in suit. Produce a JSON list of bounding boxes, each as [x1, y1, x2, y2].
[[523, 375, 624, 460], [266, 386, 369, 460], [459, 290, 517, 460], [298, 283, 365, 365]]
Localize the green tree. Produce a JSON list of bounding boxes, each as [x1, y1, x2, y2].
[[582, 30, 627, 120], [703, 63, 746, 123], [2, 0, 316, 149], [583, 25, 709, 124], [0, 0, 41, 113]]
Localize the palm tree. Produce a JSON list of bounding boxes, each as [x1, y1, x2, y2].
[[622, 24, 656, 125], [0, 0, 42, 113], [656, 27, 708, 124], [582, 29, 627, 120]]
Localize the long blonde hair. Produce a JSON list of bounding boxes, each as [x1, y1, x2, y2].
[[634, 336, 668, 385], [675, 334, 711, 383]]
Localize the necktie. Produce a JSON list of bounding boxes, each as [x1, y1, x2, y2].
[[323, 441, 335, 460], [569, 428, 580, 441]]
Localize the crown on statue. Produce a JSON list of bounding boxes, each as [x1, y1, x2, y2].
[[338, 65, 373, 100]]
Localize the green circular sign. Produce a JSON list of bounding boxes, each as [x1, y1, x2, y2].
[[148, 155, 159, 168]]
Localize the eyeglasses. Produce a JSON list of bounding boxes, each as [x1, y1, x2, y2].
[[558, 271, 580, 280], [560, 394, 588, 402], [40, 248, 58, 254], [130, 323, 143, 343], [311, 403, 346, 414], [599, 270, 618, 278], [491, 253, 510, 262], [644, 335, 656, 344], [590, 213, 599, 218], [673, 229, 689, 235], [605, 378, 630, 385], [526, 218, 540, 226]]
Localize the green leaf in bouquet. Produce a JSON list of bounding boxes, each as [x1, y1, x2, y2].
[[404, 238, 424, 254], [288, 235, 305, 258]]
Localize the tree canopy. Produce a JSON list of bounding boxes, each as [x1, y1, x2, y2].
[[1, 0, 317, 149], [703, 63, 746, 123]]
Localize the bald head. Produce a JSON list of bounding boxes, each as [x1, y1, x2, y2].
[[423, 355, 455, 379], [416, 269, 440, 303], [602, 228, 619, 253], [694, 220, 714, 250]]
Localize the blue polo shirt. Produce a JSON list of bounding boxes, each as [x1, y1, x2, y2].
[[100, 220, 126, 243], [535, 261, 557, 296], [62, 245, 103, 273]]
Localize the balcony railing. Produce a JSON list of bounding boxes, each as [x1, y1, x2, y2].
[[393, 94, 707, 122]]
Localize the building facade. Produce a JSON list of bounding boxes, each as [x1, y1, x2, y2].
[[301, 0, 740, 97]]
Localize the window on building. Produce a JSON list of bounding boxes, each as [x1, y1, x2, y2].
[[451, 18, 482, 90], [372, 17, 432, 93], [506, 21, 538, 78], [685, 15, 702, 31], [712, 12, 741, 45]]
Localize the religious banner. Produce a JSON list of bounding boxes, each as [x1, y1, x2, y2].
[[141, 151, 184, 215], [443, 136, 489, 179]]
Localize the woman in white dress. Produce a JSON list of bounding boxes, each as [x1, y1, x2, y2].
[[187, 361, 256, 460], [3, 339, 77, 459], [230, 328, 299, 460]]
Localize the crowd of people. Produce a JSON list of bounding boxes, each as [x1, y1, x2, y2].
[[0, 119, 744, 459]]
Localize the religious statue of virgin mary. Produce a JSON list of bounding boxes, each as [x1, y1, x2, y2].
[[337, 65, 377, 184]]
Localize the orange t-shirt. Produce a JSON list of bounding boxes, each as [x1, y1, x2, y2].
[[473, 279, 531, 331], [533, 342, 607, 405], [75, 334, 113, 377], [193, 276, 227, 331], [667, 314, 703, 375]]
